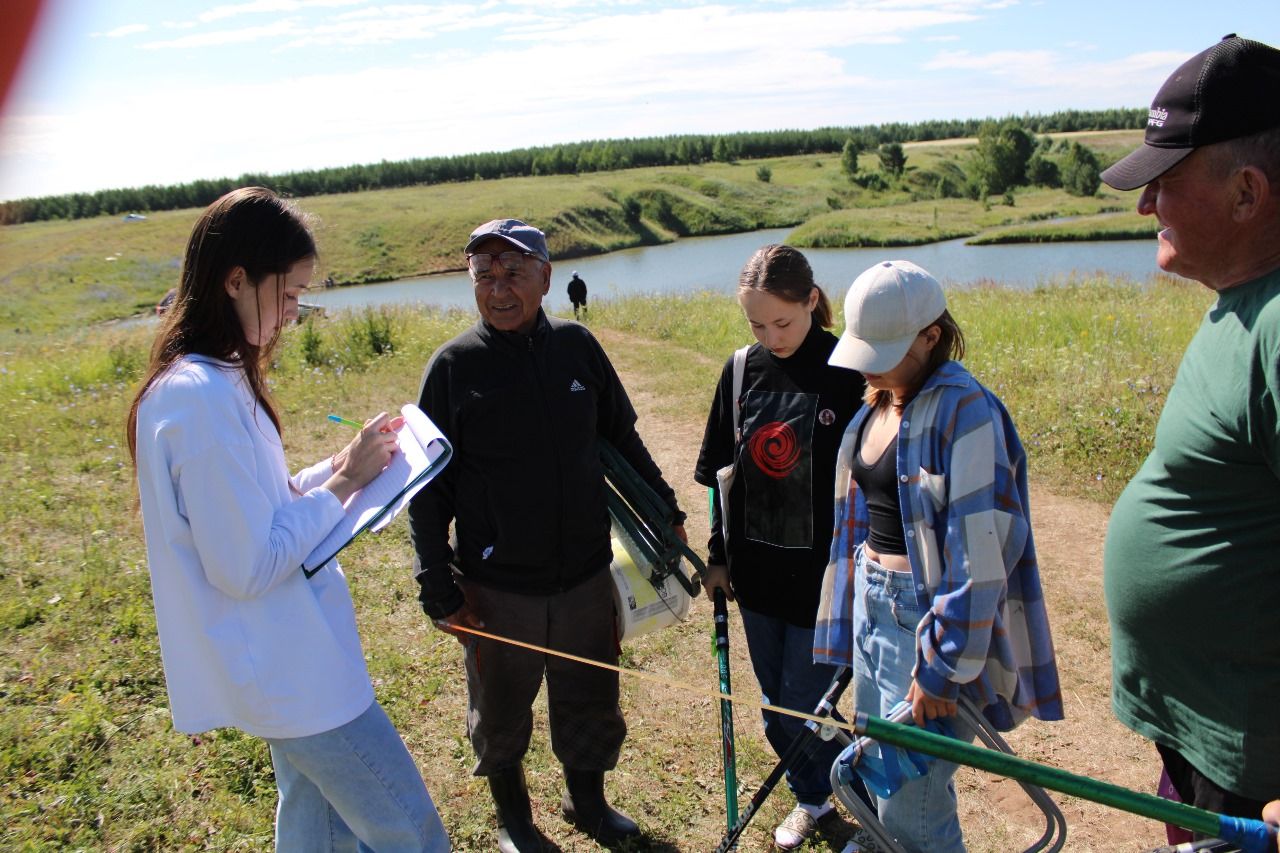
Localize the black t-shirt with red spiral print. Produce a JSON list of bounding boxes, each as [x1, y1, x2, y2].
[[695, 324, 865, 627]]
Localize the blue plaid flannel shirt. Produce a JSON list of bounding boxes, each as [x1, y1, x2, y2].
[[814, 361, 1063, 730]]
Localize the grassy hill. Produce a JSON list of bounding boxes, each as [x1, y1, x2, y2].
[[0, 131, 1149, 344]]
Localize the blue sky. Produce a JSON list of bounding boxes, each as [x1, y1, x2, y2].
[[1, 0, 1277, 201]]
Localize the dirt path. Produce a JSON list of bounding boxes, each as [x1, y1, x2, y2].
[[596, 327, 1165, 852]]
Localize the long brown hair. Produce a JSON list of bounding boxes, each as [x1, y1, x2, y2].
[[865, 310, 966, 411], [127, 187, 316, 463], [738, 244, 833, 327]]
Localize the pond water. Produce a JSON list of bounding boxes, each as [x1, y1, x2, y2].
[[308, 227, 1165, 315]]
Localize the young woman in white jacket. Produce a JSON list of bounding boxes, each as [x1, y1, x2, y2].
[[127, 187, 449, 852]]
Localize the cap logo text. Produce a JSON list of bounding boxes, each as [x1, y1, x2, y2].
[[1148, 107, 1169, 127]]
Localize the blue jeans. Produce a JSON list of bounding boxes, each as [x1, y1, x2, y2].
[[265, 701, 450, 852], [852, 547, 973, 853], [739, 606, 848, 806]]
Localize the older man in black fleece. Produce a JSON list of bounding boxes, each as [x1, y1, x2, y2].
[[408, 218, 686, 853]]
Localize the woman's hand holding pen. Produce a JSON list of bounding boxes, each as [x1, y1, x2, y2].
[[324, 412, 402, 503]]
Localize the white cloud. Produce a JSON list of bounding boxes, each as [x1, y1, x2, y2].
[[133, 1, 981, 52], [197, 0, 369, 24], [282, 6, 484, 48], [142, 20, 303, 49], [925, 48, 1056, 74], [96, 23, 149, 38], [1102, 50, 1195, 75], [923, 45, 1191, 105]]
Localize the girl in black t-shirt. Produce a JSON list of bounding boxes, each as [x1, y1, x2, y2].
[[694, 244, 867, 850]]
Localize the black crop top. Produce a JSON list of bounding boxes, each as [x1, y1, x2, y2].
[[851, 415, 907, 555]]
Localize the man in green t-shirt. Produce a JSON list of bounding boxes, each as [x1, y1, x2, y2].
[[1100, 34, 1280, 831]]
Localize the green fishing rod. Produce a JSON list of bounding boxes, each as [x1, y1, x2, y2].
[[713, 588, 739, 836], [842, 711, 1277, 853], [709, 489, 739, 838], [701, 479, 742, 835]]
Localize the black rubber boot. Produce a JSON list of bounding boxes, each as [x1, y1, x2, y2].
[[561, 768, 641, 845], [488, 765, 545, 853]]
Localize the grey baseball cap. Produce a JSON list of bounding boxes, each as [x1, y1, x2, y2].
[[464, 218, 550, 261], [829, 260, 947, 374]]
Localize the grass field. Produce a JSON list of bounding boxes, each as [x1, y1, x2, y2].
[[0, 271, 1212, 850], [968, 209, 1158, 244]]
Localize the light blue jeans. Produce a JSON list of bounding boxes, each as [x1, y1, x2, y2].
[[265, 700, 449, 852], [852, 546, 973, 853], [739, 606, 852, 806]]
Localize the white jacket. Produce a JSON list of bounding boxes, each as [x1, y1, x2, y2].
[[135, 355, 373, 737]]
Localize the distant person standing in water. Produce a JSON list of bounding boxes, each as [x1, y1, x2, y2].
[[567, 270, 588, 318]]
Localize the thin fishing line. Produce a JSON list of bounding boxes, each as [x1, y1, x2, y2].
[[443, 622, 856, 733]]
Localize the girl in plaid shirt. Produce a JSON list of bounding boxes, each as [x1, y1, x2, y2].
[[816, 261, 1063, 853]]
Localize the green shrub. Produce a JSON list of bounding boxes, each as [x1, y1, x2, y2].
[[853, 172, 890, 192], [347, 308, 396, 360], [840, 138, 859, 180], [1062, 142, 1103, 197], [878, 143, 906, 177], [620, 195, 642, 222], [299, 317, 326, 366], [1027, 152, 1062, 187]]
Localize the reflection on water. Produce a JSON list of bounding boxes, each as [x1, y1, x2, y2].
[[309, 228, 1162, 315]]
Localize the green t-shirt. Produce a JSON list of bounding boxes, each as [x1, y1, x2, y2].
[[1104, 268, 1280, 801]]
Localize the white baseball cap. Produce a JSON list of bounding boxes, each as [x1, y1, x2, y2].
[[829, 260, 946, 374]]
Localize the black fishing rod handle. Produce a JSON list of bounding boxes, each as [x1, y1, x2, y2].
[[713, 588, 731, 651]]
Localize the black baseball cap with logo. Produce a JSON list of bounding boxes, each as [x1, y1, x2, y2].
[[1101, 34, 1280, 191]]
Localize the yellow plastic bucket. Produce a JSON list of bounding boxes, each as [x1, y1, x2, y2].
[[609, 519, 691, 641]]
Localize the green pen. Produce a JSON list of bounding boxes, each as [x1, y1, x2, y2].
[[327, 414, 363, 429]]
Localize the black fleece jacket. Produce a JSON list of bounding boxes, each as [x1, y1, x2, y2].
[[409, 311, 683, 618]]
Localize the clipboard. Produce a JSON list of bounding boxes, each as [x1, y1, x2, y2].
[[302, 403, 452, 577]]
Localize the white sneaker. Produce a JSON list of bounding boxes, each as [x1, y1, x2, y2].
[[774, 806, 820, 849]]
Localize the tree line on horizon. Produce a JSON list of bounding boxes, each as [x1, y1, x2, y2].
[[0, 108, 1144, 226]]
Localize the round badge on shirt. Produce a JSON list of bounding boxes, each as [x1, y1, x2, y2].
[[818, 408, 836, 426]]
